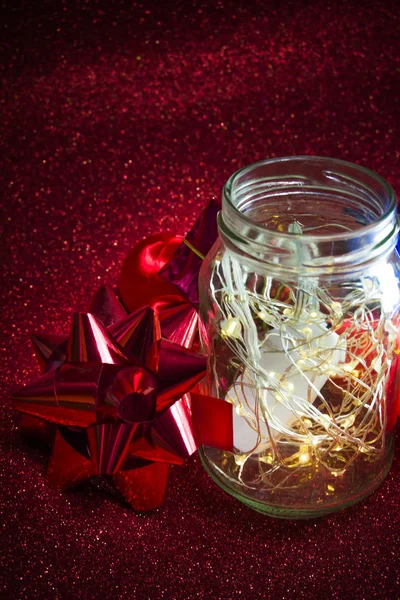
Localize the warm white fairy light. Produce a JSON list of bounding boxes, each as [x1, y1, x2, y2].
[[208, 242, 396, 482], [220, 316, 242, 339]]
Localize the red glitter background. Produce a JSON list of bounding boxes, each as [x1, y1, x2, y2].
[[1, 1, 400, 598]]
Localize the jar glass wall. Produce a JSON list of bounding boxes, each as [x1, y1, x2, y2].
[[198, 157, 400, 518]]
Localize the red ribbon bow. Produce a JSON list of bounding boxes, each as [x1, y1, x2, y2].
[[13, 287, 232, 510]]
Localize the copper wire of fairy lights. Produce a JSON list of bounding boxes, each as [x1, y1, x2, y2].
[[209, 248, 395, 487]]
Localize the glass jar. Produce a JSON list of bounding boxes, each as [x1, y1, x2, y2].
[[198, 156, 400, 519]]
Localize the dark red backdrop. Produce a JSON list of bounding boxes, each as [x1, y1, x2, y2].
[[1, 1, 399, 598]]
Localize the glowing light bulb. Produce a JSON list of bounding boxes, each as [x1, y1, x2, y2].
[[234, 453, 247, 466], [220, 317, 242, 339], [331, 301, 342, 315], [259, 453, 274, 465], [300, 327, 313, 340], [298, 446, 311, 464]]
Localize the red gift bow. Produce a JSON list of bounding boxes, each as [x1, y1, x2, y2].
[[13, 288, 232, 511]]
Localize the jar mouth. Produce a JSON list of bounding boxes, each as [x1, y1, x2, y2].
[[224, 156, 396, 242], [221, 156, 398, 274]]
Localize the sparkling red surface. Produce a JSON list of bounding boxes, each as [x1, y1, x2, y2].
[[1, 1, 400, 598]]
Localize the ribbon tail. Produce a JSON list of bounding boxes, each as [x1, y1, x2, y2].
[[113, 462, 171, 511], [190, 393, 233, 451], [46, 429, 95, 490]]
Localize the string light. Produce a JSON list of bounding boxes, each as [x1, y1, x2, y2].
[[208, 243, 396, 488], [220, 316, 242, 339], [298, 447, 311, 464]]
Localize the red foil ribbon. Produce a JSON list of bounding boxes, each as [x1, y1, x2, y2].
[[158, 200, 220, 306], [118, 232, 186, 314]]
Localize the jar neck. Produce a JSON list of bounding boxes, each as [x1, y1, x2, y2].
[[220, 157, 398, 276]]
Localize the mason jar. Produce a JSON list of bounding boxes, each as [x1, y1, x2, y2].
[[198, 156, 400, 518]]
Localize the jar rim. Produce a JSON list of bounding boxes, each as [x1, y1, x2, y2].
[[223, 155, 397, 243]]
